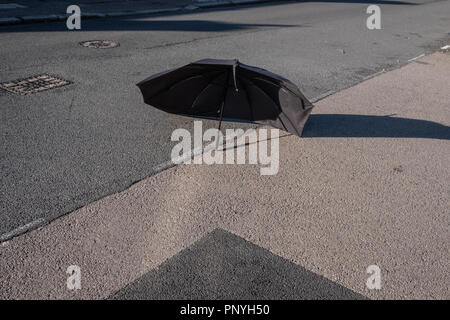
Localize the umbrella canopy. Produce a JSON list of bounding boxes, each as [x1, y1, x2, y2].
[[137, 59, 314, 136]]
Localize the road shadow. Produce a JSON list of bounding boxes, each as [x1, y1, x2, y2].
[[0, 18, 300, 33], [300, 0, 418, 4], [302, 114, 450, 140], [0, 0, 418, 33], [111, 228, 367, 300]]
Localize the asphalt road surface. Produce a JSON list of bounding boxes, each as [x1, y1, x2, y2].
[[1, 51, 448, 299], [1, 0, 449, 238]]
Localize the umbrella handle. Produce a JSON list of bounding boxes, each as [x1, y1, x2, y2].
[[216, 65, 232, 150], [216, 100, 225, 150]]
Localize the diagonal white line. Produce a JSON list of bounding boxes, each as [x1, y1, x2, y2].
[[0, 218, 46, 243]]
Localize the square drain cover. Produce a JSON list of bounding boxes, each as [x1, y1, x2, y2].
[[0, 74, 71, 95]]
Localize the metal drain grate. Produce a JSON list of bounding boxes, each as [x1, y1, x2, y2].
[[0, 74, 71, 95], [80, 40, 119, 49]]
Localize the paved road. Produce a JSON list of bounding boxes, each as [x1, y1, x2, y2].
[[1, 0, 449, 237], [1, 52, 448, 299]]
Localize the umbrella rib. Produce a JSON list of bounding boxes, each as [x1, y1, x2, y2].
[[239, 78, 256, 123], [239, 66, 305, 101], [215, 70, 231, 149], [189, 71, 228, 111], [219, 69, 230, 123], [232, 62, 238, 92], [152, 69, 223, 99], [243, 76, 303, 134], [239, 75, 289, 131], [239, 74, 280, 110]]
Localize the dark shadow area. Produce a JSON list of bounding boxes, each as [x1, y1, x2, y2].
[[301, 0, 418, 4], [111, 228, 367, 300], [77, 19, 300, 32], [302, 114, 450, 140], [0, 17, 300, 33], [0, 0, 419, 33]]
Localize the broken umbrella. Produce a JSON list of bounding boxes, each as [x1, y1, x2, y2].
[[137, 59, 314, 138]]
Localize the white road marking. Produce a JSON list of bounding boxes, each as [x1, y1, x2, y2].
[[363, 68, 386, 81], [408, 53, 425, 62], [0, 218, 46, 243], [310, 90, 335, 103]]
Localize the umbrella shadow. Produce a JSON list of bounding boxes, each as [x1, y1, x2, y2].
[[302, 114, 450, 140]]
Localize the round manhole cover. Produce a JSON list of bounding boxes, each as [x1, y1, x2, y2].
[[80, 40, 119, 49]]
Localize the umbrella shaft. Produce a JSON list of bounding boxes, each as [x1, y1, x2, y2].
[[216, 100, 225, 149]]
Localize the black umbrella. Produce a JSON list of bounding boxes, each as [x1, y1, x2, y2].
[[137, 59, 314, 137]]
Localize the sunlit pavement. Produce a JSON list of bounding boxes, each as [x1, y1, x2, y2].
[[1, 51, 448, 299]]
